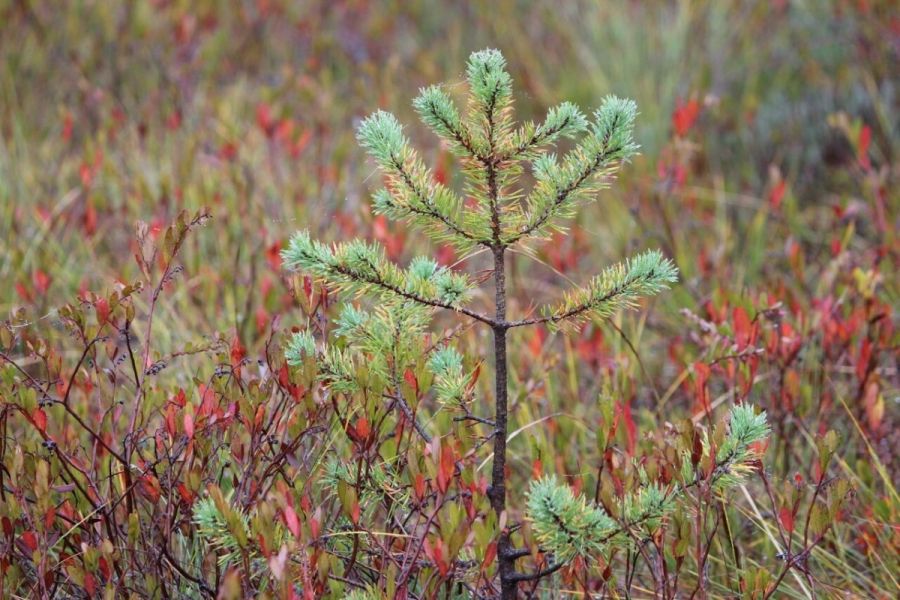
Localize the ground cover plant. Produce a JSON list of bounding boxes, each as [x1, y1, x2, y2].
[[0, 2, 897, 599]]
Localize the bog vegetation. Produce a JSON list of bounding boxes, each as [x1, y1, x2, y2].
[[0, 2, 896, 599]]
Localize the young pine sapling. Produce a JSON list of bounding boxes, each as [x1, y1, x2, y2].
[[282, 49, 768, 598]]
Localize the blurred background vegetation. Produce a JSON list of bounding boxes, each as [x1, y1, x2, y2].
[[1, 1, 896, 597], [2, 1, 895, 311]]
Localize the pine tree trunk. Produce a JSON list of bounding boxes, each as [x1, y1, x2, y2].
[[488, 244, 517, 599]]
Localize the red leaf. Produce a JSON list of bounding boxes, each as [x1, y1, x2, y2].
[[278, 364, 291, 389], [465, 362, 482, 396], [275, 118, 294, 144], [437, 441, 455, 495], [177, 483, 194, 505], [858, 124, 871, 170], [79, 162, 93, 188], [482, 541, 498, 571], [733, 307, 752, 351], [256, 103, 276, 137], [197, 384, 216, 417], [166, 110, 182, 130], [692, 362, 712, 413], [140, 475, 162, 503], [183, 411, 194, 439], [672, 98, 701, 136], [435, 244, 456, 267], [434, 160, 448, 185], [779, 506, 794, 534], [403, 369, 418, 394], [15, 281, 32, 302], [414, 473, 426, 501], [84, 572, 96, 595], [33, 407, 47, 433], [33, 269, 51, 295], [255, 306, 270, 336], [230, 336, 245, 370], [691, 429, 704, 467], [856, 338, 872, 382], [99, 556, 111, 580], [769, 180, 787, 210], [219, 141, 238, 161], [284, 505, 301, 539], [423, 538, 449, 577], [355, 417, 371, 440], [265, 241, 283, 271], [253, 404, 266, 430], [21, 531, 38, 551], [95, 297, 109, 325], [165, 405, 177, 438]]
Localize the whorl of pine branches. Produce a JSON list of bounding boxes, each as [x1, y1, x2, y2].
[[282, 49, 676, 333]]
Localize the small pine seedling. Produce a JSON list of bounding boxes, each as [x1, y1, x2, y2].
[[281, 48, 719, 598]]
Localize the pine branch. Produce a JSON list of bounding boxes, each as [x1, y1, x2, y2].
[[358, 111, 488, 250], [284, 329, 317, 366], [502, 101, 588, 162], [413, 85, 482, 159], [526, 475, 619, 561], [428, 345, 471, 406], [506, 249, 678, 331], [525, 405, 770, 564], [281, 231, 495, 325], [193, 490, 255, 569], [507, 96, 639, 245], [466, 49, 514, 156]]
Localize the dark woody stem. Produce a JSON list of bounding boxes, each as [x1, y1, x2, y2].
[[489, 242, 518, 600], [480, 91, 519, 597]]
